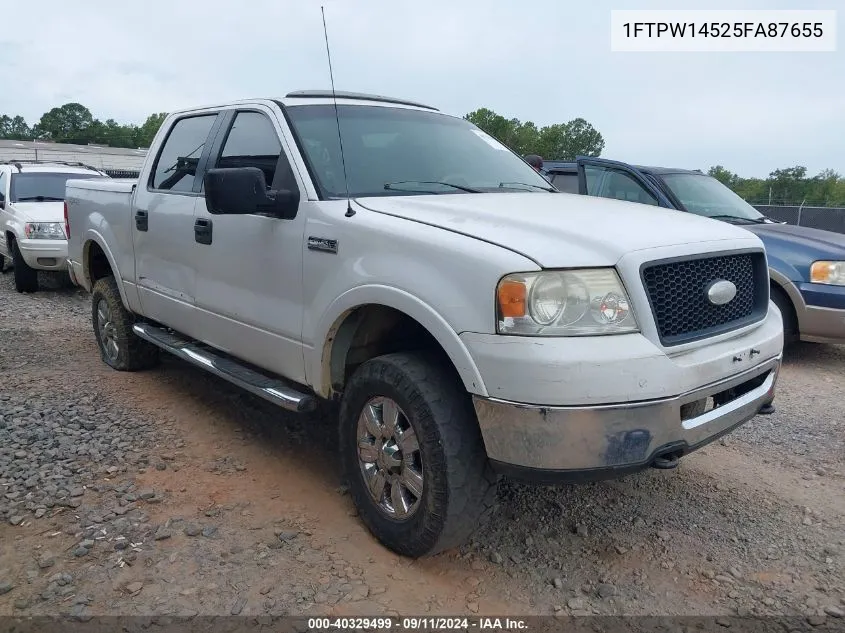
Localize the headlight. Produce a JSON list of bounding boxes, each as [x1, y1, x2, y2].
[[810, 261, 845, 286], [497, 268, 639, 336], [24, 222, 66, 240]]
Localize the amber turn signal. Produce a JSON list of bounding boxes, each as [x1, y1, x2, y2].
[[497, 279, 526, 318]]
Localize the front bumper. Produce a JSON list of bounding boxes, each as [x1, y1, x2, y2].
[[465, 304, 784, 481], [797, 282, 845, 344], [473, 355, 779, 482], [18, 238, 68, 271]]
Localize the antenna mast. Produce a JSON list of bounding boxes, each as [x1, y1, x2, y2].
[[321, 6, 355, 218]]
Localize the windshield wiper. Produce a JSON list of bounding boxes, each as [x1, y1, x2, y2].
[[498, 182, 556, 192], [16, 196, 64, 202], [384, 181, 481, 194], [707, 214, 759, 225]]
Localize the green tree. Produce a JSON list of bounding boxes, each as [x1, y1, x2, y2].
[[768, 165, 808, 204], [707, 165, 739, 188], [464, 108, 603, 159], [0, 115, 33, 140], [136, 112, 168, 148], [536, 118, 604, 160], [34, 103, 94, 142]]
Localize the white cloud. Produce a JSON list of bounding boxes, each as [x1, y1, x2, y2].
[[0, 0, 841, 177]]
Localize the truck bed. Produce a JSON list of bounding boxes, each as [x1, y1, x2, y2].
[[66, 178, 138, 293]]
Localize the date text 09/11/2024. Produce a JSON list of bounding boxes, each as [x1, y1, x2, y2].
[[622, 21, 824, 38], [307, 617, 528, 630]]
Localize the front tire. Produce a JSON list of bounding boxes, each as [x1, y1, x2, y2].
[[10, 238, 38, 293], [339, 352, 497, 557], [91, 276, 160, 371]]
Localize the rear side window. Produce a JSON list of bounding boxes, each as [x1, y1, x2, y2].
[[550, 173, 578, 193], [150, 115, 217, 192], [215, 111, 283, 187]]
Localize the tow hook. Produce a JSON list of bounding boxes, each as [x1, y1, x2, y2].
[[652, 453, 680, 470]]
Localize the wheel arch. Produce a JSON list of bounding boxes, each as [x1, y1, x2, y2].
[[768, 268, 803, 335], [82, 233, 130, 309], [313, 286, 488, 400]]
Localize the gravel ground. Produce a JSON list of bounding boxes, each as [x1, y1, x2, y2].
[[1, 269, 844, 624]]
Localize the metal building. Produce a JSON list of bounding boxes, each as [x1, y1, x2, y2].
[[0, 139, 146, 178]]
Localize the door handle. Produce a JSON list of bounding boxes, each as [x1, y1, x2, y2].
[[194, 218, 213, 245], [135, 209, 148, 232]]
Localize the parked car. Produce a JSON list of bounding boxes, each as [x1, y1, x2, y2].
[[0, 160, 109, 292], [66, 91, 782, 557], [545, 158, 845, 345]]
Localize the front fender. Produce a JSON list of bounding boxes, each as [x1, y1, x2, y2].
[[309, 284, 488, 399]]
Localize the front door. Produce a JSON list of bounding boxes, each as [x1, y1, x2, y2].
[[190, 107, 308, 384], [575, 157, 673, 208], [133, 112, 221, 338]]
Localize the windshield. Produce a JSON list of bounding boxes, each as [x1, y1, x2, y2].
[[660, 173, 764, 222], [285, 104, 553, 198], [10, 172, 107, 202]]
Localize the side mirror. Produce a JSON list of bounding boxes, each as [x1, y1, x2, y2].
[[204, 167, 299, 219]]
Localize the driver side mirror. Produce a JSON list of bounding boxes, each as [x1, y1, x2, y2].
[[204, 167, 299, 219]]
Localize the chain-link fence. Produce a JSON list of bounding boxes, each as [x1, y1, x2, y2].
[[753, 204, 845, 235]]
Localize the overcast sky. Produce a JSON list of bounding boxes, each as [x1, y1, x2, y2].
[[1, 0, 841, 177]]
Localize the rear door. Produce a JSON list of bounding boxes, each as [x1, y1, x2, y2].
[[133, 112, 223, 337], [575, 157, 674, 208]]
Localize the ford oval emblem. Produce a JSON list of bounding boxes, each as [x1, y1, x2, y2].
[[706, 279, 737, 306]]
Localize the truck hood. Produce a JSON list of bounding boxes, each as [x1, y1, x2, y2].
[[11, 201, 65, 223], [746, 222, 845, 259], [355, 192, 755, 267]]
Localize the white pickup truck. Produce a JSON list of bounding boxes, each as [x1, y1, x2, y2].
[[66, 91, 783, 557]]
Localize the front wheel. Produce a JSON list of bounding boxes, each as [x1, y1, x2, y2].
[[339, 352, 498, 557], [91, 276, 160, 371], [10, 238, 38, 293]]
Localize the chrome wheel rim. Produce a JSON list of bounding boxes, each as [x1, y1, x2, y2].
[[96, 299, 119, 362], [356, 397, 424, 520]]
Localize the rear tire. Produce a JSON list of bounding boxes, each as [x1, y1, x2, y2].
[[91, 276, 160, 371], [339, 352, 498, 558], [10, 238, 38, 293], [771, 285, 797, 344], [0, 252, 5, 272]]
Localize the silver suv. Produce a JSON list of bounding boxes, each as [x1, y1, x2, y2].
[[0, 160, 108, 292]]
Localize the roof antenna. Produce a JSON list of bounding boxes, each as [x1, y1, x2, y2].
[[321, 6, 355, 218]]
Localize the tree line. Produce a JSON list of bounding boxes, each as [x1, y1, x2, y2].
[[708, 165, 845, 207], [0, 103, 166, 149], [2, 102, 842, 207]]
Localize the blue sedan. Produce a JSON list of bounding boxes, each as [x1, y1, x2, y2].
[[544, 157, 845, 345]]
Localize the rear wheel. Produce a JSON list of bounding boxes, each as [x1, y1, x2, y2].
[[91, 276, 160, 371], [0, 252, 5, 272], [771, 284, 797, 344], [10, 237, 38, 293], [339, 352, 498, 557]]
